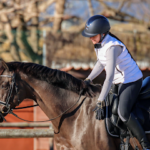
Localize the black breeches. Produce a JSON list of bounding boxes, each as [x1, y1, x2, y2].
[[117, 78, 143, 122]]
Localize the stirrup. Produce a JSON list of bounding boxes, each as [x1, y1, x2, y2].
[[127, 128, 139, 150], [120, 134, 130, 150], [120, 136, 125, 150], [140, 138, 150, 150]]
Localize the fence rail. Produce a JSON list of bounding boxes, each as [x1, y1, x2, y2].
[[0, 122, 52, 127], [0, 129, 54, 138]]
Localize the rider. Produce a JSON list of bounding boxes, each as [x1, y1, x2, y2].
[[82, 15, 150, 150]]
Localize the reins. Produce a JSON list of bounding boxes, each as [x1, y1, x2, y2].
[[9, 90, 83, 122], [13, 104, 39, 110]]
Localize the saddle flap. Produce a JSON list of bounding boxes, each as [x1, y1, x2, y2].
[[112, 95, 119, 115], [139, 76, 150, 100]]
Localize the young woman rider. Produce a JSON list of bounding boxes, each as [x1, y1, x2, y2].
[[82, 15, 150, 150]]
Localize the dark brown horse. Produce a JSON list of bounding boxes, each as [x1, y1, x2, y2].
[[0, 60, 147, 150]]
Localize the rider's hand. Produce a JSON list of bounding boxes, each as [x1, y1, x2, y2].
[[82, 78, 96, 98], [93, 100, 105, 120], [84, 78, 92, 84]]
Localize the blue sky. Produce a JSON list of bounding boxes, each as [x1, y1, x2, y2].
[[45, 0, 150, 23]]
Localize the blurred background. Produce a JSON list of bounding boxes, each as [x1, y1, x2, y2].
[[0, 0, 150, 150]]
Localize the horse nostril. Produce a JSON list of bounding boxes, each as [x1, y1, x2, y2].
[[1, 106, 10, 114]]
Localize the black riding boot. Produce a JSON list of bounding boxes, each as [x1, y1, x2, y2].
[[125, 113, 150, 150]]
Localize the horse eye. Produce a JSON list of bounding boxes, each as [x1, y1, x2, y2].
[[1, 83, 9, 90], [2, 85, 8, 90]]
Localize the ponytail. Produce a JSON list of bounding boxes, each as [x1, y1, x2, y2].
[[109, 32, 136, 62]]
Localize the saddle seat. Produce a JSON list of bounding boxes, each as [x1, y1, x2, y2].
[[105, 76, 150, 137]]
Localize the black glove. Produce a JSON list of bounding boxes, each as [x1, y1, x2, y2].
[[82, 78, 95, 98], [84, 78, 92, 85], [93, 101, 105, 120]]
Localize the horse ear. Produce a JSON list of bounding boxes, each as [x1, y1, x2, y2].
[[0, 59, 9, 75]]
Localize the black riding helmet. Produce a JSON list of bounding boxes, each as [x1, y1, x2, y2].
[[82, 15, 110, 42]]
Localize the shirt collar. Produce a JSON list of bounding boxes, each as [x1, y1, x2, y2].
[[101, 34, 110, 47], [94, 34, 110, 51], [94, 43, 101, 48]]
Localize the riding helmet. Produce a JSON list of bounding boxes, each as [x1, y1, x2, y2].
[[82, 15, 110, 37]]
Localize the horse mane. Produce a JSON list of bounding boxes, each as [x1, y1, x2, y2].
[[7, 62, 83, 94]]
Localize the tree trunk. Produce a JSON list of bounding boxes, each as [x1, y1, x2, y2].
[[53, 0, 65, 32], [87, 0, 94, 16], [0, 1, 21, 61], [27, 1, 39, 54]]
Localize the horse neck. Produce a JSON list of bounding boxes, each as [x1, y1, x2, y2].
[[18, 71, 80, 130]]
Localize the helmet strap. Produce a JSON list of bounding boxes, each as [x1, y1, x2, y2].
[[99, 31, 109, 43], [99, 34, 104, 43], [94, 32, 109, 48]]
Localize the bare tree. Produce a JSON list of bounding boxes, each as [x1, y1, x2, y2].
[[0, 1, 21, 61], [87, 0, 94, 16], [98, 0, 150, 26], [0, 0, 149, 64], [0, 0, 58, 63], [53, 0, 65, 32]]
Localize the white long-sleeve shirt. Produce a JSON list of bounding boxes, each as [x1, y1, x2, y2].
[[88, 45, 122, 101]]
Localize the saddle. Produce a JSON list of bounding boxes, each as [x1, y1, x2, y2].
[[105, 76, 150, 138]]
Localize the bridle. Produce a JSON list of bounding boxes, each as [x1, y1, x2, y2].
[[0, 74, 17, 114], [0, 72, 84, 123], [0, 73, 38, 120]]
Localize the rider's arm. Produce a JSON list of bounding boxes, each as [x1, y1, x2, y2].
[[98, 45, 122, 102], [87, 60, 104, 81]]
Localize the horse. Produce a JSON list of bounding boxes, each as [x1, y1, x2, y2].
[[0, 59, 148, 150]]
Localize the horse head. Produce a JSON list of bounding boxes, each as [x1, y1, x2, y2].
[[0, 59, 30, 122]]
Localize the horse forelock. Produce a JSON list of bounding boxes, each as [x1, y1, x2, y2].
[[7, 62, 82, 94]]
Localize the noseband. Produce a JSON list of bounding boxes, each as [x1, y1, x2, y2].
[[0, 74, 18, 114]]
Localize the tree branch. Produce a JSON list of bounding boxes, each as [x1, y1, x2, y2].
[[99, 1, 143, 24], [87, 0, 94, 16], [117, 0, 126, 12]]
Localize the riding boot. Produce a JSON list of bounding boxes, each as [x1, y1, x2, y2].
[[124, 113, 150, 150]]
